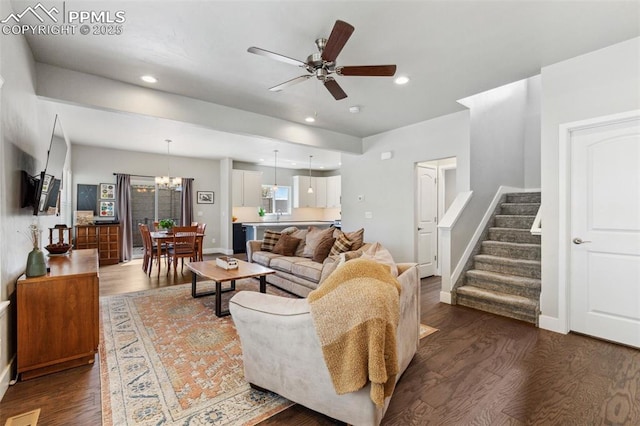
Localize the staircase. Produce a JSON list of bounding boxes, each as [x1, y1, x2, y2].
[[456, 192, 541, 324]]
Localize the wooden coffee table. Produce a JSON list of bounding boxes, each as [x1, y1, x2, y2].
[[186, 259, 276, 317]]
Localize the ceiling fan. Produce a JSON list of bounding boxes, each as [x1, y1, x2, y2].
[[247, 20, 396, 100]]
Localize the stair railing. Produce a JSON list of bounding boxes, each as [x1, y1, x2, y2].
[[530, 206, 542, 236]]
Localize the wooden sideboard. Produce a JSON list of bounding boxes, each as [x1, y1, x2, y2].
[[17, 249, 99, 380], [76, 224, 120, 265]]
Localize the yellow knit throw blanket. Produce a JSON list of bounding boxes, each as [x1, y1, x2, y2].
[[307, 258, 402, 406]]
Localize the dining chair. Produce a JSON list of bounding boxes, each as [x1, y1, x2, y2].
[[195, 223, 206, 261], [153, 221, 160, 231], [138, 224, 150, 273], [167, 226, 197, 274], [141, 223, 167, 276]]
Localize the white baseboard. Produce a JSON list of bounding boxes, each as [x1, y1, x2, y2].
[[439, 291, 452, 304], [0, 355, 15, 402], [538, 315, 568, 334]]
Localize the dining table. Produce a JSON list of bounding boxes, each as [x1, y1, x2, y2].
[[150, 231, 206, 275]]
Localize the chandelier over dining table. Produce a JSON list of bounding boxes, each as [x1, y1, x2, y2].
[[155, 139, 182, 190]]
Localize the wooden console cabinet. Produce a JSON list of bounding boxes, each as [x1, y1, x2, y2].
[[76, 224, 120, 265], [17, 249, 99, 380]]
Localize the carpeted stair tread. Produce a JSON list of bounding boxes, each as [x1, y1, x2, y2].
[[456, 286, 538, 324], [457, 285, 538, 308], [506, 192, 541, 204], [473, 254, 541, 278], [466, 269, 541, 290], [481, 240, 541, 260], [488, 227, 541, 244], [500, 203, 540, 215], [494, 215, 536, 229]]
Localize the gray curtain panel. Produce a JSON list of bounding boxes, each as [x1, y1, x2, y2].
[[115, 173, 133, 261], [181, 178, 194, 226]]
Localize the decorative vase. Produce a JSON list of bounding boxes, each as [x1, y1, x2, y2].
[[26, 248, 47, 277]]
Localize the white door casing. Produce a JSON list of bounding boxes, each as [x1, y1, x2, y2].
[[417, 165, 437, 277], [569, 116, 640, 348]]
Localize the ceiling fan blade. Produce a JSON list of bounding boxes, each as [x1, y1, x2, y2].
[[321, 20, 355, 62], [324, 78, 347, 100], [247, 46, 307, 68], [337, 65, 397, 77], [269, 75, 312, 92]]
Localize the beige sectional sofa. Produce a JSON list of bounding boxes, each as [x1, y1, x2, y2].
[[246, 239, 359, 297], [229, 261, 420, 425], [247, 226, 370, 297]]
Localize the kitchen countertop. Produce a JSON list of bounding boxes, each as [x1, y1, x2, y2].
[[242, 221, 335, 227]]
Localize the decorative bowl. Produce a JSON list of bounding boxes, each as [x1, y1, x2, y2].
[[45, 244, 72, 255]]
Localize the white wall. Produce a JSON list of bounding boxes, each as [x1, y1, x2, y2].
[[341, 110, 470, 263], [524, 75, 542, 188], [450, 77, 539, 273], [0, 3, 61, 398], [540, 37, 640, 327], [72, 145, 223, 253]]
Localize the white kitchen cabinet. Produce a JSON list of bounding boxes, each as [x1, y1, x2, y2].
[[293, 176, 316, 208], [315, 177, 327, 208], [232, 170, 262, 207], [326, 175, 341, 208], [293, 175, 340, 208]]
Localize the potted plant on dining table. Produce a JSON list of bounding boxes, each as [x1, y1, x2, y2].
[[159, 219, 174, 233]]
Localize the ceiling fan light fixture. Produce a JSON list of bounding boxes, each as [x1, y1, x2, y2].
[[141, 75, 158, 83], [394, 75, 410, 85]]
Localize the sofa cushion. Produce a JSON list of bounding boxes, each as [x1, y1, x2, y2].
[[261, 230, 280, 251], [270, 256, 309, 273], [252, 251, 283, 267], [290, 228, 308, 257], [334, 228, 365, 251], [280, 226, 299, 235], [291, 261, 323, 283], [272, 234, 302, 256], [313, 237, 335, 263], [302, 226, 335, 258], [329, 231, 353, 256]]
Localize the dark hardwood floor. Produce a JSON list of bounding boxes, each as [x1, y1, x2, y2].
[[1, 256, 638, 425]]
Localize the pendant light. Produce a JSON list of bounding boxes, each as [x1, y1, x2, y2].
[[155, 139, 182, 190], [272, 150, 279, 191], [307, 155, 314, 194]]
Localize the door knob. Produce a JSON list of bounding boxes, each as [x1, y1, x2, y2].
[[572, 238, 592, 245]]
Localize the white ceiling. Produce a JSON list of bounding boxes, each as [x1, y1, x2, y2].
[[12, 0, 640, 168]]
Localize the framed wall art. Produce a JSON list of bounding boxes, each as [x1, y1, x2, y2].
[[197, 191, 214, 204], [100, 183, 116, 199], [77, 184, 98, 215], [99, 201, 115, 217]]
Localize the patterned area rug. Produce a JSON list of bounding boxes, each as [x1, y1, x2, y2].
[[419, 323, 439, 339], [100, 280, 295, 425]]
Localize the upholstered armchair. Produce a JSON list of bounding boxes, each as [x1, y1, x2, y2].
[[229, 263, 420, 426]]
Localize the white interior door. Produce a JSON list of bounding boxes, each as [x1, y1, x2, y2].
[[417, 165, 437, 277], [570, 117, 640, 348]]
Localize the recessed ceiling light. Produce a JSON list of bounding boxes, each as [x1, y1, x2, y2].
[[320, 166, 325, 169], [259, 158, 265, 162], [305, 116, 316, 123], [349, 106, 361, 114], [291, 162, 297, 166], [141, 75, 157, 83], [394, 76, 410, 85]]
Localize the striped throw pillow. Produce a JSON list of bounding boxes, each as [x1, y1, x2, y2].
[[261, 230, 281, 252], [329, 231, 353, 256]]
